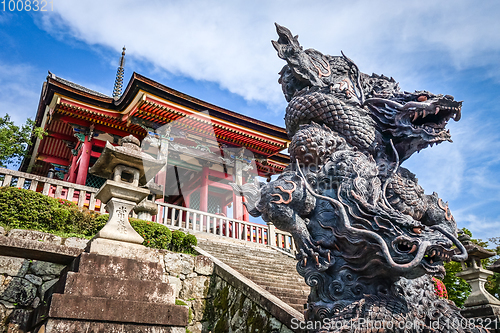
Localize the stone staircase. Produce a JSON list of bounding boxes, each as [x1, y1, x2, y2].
[[197, 237, 309, 313]]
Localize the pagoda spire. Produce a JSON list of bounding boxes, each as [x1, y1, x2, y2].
[[112, 46, 126, 99]]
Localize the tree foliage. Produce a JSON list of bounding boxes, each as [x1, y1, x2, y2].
[[0, 114, 46, 168], [443, 228, 500, 307]]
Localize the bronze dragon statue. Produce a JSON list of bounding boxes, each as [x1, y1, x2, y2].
[[232, 24, 486, 332]]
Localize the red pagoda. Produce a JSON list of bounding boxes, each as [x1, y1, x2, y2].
[[21, 49, 290, 222]]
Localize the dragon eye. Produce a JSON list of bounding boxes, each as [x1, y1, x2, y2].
[[413, 227, 422, 234], [417, 95, 428, 102]]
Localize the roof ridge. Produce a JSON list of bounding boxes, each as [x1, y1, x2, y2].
[[48, 72, 110, 98]]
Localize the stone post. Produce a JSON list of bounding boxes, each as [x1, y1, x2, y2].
[[267, 222, 276, 247], [457, 234, 500, 324]]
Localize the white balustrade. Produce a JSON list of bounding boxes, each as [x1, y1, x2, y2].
[[0, 166, 296, 253], [155, 201, 296, 253], [0, 167, 102, 211]]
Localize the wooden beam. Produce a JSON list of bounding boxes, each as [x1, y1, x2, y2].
[[37, 155, 70, 166], [58, 116, 142, 138], [47, 131, 77, 142]]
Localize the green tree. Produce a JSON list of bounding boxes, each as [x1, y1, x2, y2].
[[0, 114, 46, 168], [443, 228, 500, 307], [485, 237, 500, 299]]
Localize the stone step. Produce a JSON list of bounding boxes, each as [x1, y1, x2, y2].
[[197, 239, 309, 312], [197, 241, 283, 254], [235, 270, 305, 284], [290, 304, 306, 312], [69, 253, 163, 281], [277, 295, 308, 305], [200, 249, 295, 263], [245, 277, 309, 291], [56, 272, 174, 303], [218, 261, 300, 275], [47, 294, 188, 326], [261, 286, 309, 298]]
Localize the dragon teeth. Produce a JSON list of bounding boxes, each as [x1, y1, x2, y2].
[[412, 112, 419, 122]]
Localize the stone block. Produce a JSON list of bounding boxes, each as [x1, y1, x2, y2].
[[44, 319, 187, 332], [6, 309, 31, 332], [0, 226, 5, 236], [87, 238, 162, 263], [187, 322, 202, 333], [24, 274, 42, 286], [40, 278, 59, 298], [60, 272, 174, 303], [194, 255, 214, 275], [189, 299, 207, 322], [0, 235, 81, 265], [0, 277, 37, 306], [63, 237, 89, 250], [164, 252, 194, 275], [8, 229, 62, 244], [166, 276, 182, 299], [0, 256, 29, 277], [48, 294, 189, 326], [179, 276, 210, 299], [73, 253, 163, 281], [29, 260, 65, 276]]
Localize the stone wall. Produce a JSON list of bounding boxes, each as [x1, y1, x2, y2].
[[0, 227, 214, 333], [0, 227, 300, 333], [203, 275, 294, 333], [0, 227, 87, 332], [163, 252, 214, 333]]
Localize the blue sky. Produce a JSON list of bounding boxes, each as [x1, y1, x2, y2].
[[1, 1, 499, 242]]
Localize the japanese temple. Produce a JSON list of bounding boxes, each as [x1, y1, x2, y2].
[[20, 49, 290, 222]]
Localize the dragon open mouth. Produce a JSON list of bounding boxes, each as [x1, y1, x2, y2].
[[403, 100, 462, 137], [392, 233, 456, 278]]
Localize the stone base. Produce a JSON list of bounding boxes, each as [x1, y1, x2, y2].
[[461, 304, 500, 333], [35, 319, 186, 333], [30, 252, 188, 332], [86, 237, 162, 263]]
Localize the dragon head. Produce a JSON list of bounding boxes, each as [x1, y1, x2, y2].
[[364, 88, 462, 162]]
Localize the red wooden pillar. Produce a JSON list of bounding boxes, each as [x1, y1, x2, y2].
[[242, 197, 249, 222], [199, 166, 209, 213], [67, 153, 78, 183], [76, 136, 92, 185], [233, 192, 243, 220], [242, 175, 249, 221]]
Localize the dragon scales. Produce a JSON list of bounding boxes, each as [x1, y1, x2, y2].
[[231, 24, 487, 332]]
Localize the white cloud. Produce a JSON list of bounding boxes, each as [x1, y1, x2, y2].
[[26, 0, 500, 239], [35, 0, 500, 107], [0, 62, 41, 125], [455, 212, 500, 242]]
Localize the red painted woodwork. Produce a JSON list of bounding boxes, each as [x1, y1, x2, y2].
[[199, 166, 209, 213], [37, 154, 70, 166], [67, 154, 78, 183], [76, 136, 92, 185]]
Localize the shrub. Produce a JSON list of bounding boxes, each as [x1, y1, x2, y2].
[[0, 187, 196, 252], [170, 230, 186, 252], [0, 186, 95, 236], [170, 230, 197, 254], [130, 217, 172, 250]]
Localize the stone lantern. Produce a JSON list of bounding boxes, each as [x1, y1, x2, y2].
[[456, 233, 500, 322], [87, 135, 165, 255], [489, 259, 500, 274]]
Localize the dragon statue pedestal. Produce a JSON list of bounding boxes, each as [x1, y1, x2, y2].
[[232, 24, 488, 333]]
